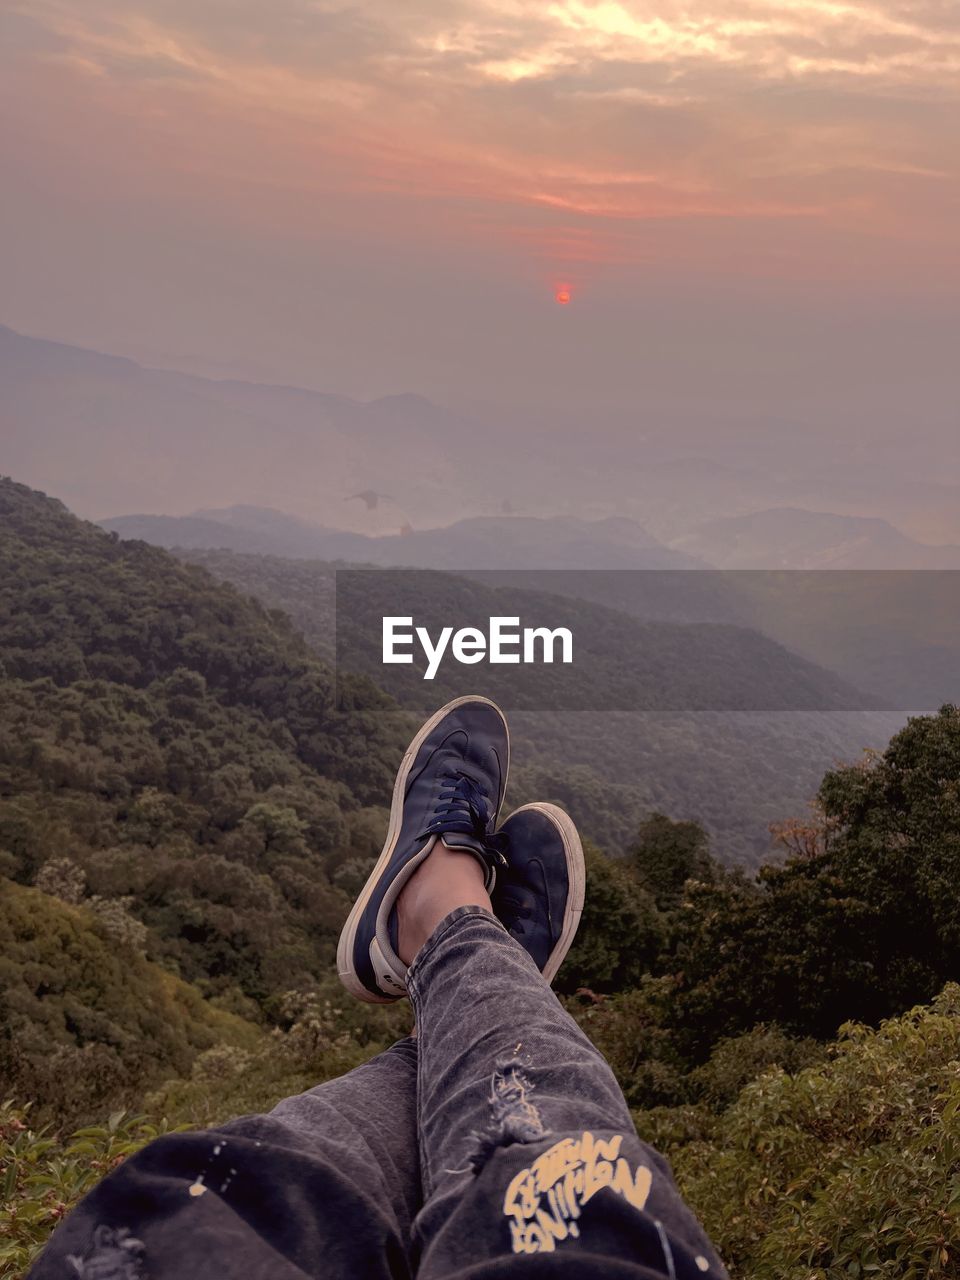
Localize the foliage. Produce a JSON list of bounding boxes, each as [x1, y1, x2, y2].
[[556, 842, 664, 994], [688, 1024, 824, 1108], [652, 986, 960, 1279], [2, 981, 411, 1274], [569, 980, 692, 1109], [0, 477, 410, 1028], [0, 881, 260, 1128], [0, 1102, 182, 1278], [177, 549, 338, 663], [628, 812, 713, 911], [144, 975, 411, 1129], [33, 858, 85, 906], [0, 481, 402, 800], [663, 706, 960, 1052]]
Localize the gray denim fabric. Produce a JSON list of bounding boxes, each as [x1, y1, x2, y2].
[[407, 906, 728, 1278], [267, 1033, 422, 1244], [28, 907, 727, 1280]]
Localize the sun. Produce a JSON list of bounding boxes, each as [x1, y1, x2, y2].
[[555, 287, 572, 305]]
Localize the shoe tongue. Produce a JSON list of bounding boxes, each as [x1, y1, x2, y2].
[[441, 829, 484, 854], [440, 832, 497, 892]]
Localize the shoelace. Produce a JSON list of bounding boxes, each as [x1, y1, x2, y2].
[[421, 769, 509, 871]]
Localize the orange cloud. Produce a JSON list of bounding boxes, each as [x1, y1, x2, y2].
[[4, 0, 958, 281]]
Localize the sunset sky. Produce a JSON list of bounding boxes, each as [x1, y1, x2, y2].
[[2, 0, 957, 422]]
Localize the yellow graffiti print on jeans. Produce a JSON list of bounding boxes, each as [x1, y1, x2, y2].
[[503, 1130, 653, 1254]]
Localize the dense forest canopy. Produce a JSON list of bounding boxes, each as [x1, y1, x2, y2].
[[0, 477, 413, 1108]]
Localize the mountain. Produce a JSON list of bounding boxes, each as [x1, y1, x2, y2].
[[332, 566, 880, 713], [102, 506, 701, 568], [115, 501, 959, 712], [675, 507, 960, 569], [4, 479, 956, 1280], [171, 545, 899, 865], [8, 321, 960, 545], [164, 545, 885, 719], [0, 324, 482, 528], [0, 471, 907, 867], [0, 478, 412, 1028]]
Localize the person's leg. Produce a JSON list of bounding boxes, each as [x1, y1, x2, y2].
[[399, 869, 727, 1277], [260, 1035, 421, 1240], [27, 1039, 420, 1280], [332, 689, 726, 1274]]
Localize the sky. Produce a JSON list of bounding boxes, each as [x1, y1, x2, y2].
[[1, 0, 958, 426]]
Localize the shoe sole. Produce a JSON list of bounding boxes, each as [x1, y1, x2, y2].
[[336, 695, 510, 1003], [505, 802, 586, 985]]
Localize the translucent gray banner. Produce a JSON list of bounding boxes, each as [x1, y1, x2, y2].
[[334, 568, 960, 713]]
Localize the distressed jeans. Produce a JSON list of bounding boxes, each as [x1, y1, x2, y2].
[[28, 907, 728, 1280]]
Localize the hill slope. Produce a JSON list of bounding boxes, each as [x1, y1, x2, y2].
[[0, 879, 260, 1126], [0, 324, 493, 528], [0, 479, 408, 1014], [103, 506, 701, 568], [128, 513, 960, 712], [675, 506, 960, 569]]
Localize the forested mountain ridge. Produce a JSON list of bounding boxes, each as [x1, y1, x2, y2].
[[0, 477, 413, 1119], [0, 477, 404, 803]]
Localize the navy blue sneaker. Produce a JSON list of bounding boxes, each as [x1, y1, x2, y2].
[[491, 803, 585, 985], [337, 696, 510, 1003]]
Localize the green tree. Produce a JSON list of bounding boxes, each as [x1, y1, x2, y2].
[[666, 706, 960, 1050], [557, 843, 665, 994], [629, 812, 714, 910]]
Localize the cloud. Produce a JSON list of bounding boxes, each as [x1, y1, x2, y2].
[[3, 0, 958, 278]]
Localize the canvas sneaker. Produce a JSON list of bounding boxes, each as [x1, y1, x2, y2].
[[337, 695, 509, 1002], [491, 803, 585, 985]]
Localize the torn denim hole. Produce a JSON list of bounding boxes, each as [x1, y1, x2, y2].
[[68, 1225, 146, 1279], [468, 1056, 550, 1173]]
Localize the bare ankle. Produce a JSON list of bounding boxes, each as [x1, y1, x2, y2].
[[396, 840, 491, 966]]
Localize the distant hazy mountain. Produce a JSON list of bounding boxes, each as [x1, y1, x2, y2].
[[7, 322, 960, 543], [172, 547, 877, 712], [675, 507, 960, 569], [102, 506, 702, 569], [116, 508, 960, 710], [0, 324, 485, 527]]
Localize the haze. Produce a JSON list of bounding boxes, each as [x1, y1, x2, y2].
[[1, 0, 958, 521]]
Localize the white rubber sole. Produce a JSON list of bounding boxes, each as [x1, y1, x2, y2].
[[504, 802, 586, 985], [336, 695, 510, 1003]]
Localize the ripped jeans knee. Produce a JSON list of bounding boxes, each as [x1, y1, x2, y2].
[[467, 1057, 548, 1173]]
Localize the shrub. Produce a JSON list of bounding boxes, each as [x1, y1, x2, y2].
[[662, 985, 960, 1278], [0, 1102, 181, 1277]]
